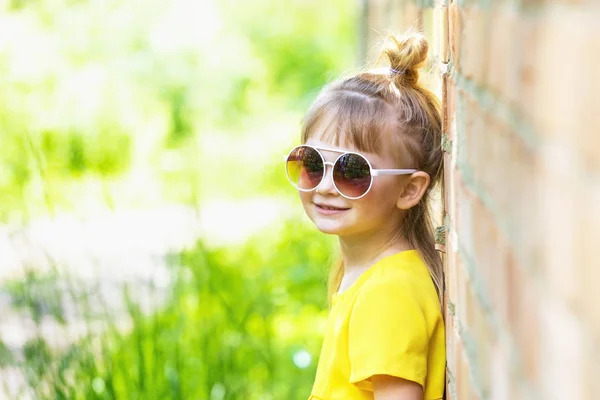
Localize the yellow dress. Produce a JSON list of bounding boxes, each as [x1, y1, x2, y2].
[[308, 250, 445, 400]]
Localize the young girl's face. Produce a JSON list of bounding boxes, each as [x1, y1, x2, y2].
[[299, 137, 406, 238]]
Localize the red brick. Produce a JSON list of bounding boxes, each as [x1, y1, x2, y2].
[[490, 338, 511, 400], [538, 295, 585, 400], [489, 236, 510, 327], [446, 76, 456, 140], [455, 173, 475, 260], [456, 255, 470, 326], [446, 384, 455, 400], [510, 380, 537, 400], [512, 268, 540, 383], [456, 339, 472, 400], [441, 73, 449, 134], [467, 385, 482, 400], [446, 235, 459, 307], [460, 5, 489, 84], [489, 121, 511, 222], [514, 15, 540, 124], [486, 7, 518, 100], [472, 300, 492, 397], [578, 183, 600, 339], [464, 284, 478, 337], [571, 13, 600, 173], [463, 95, 485, 178], [470, 198, 493, 293], [532, 10, 599, 149], [443, 152, 453, 215], [536, 145, 579, 306], [462, 279, 494, 397], [585, 339, 600, 400], [505, 250, 519, 332], [448, 2, 462, 72], [510, 136, 537, 269], [445, 309, 457, 373]]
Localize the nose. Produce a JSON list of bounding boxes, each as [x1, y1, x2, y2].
[[315, 161, 338, 195]]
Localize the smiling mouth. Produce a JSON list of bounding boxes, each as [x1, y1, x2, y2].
[[315, 204, 350, 211]]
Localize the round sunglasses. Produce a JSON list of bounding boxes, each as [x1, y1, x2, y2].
[[284, 145, 417, 200]]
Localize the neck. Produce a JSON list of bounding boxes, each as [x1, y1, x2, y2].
[[338, 223, 413, 273]]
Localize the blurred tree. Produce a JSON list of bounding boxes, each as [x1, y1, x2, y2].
[[0, 0, 358, 220]]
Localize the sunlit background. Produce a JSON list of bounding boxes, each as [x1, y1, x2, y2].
[[0, 0, 360, 398]]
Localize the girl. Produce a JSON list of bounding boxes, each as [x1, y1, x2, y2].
[[284, 33, 446, 400]]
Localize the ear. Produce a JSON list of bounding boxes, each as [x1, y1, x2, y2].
[[396, 171, 431, 210]]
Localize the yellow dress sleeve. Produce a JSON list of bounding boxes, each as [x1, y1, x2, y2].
[[348, 280, 429, 389]]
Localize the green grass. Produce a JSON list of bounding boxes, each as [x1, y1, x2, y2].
[[3, 220, 335, 399]]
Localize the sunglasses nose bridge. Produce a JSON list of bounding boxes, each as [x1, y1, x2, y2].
[[322, 161, 337, 180], [315, 160, 337, 193]]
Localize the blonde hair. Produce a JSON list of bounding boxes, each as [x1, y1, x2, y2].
[[300, 32, 444, 304]]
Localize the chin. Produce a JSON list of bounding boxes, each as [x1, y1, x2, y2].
[[314, 223, 343, 235], [309, 216, 350, 236]]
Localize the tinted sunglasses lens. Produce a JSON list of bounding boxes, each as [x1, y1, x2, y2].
[[286, 146, 324, 190], [333, 153, 372, 198]]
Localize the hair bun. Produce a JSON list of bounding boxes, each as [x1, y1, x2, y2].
[[382, 32, 429, 86]]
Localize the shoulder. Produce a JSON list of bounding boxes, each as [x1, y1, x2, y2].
[[351, 269, 425, 329], [361, 259, 429, 304], [347, 262, 435, 388], [355, 260, 442, 327]]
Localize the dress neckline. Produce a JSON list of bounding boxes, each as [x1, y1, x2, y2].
[[331, 249, 419, 305]]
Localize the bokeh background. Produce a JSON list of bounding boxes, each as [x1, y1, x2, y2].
[[2, 0, 600, 399], [0, 0, 360, 398]]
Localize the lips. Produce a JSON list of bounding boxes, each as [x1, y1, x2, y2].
[[314, 203, 350, 213], [316, 204, 348, 210]]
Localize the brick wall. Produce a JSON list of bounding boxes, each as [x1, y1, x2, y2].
[[362, 1, 600, 399]]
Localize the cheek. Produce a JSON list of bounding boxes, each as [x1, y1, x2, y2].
[[359, 180, 399, 212], [298, 191, 313, 206], [298, 192, 316, 216]]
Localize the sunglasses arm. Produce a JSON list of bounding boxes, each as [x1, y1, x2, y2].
[[371, 169, 418, 176]]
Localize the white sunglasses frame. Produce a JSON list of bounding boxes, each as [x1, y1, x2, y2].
[[283, 144, 418, 200]]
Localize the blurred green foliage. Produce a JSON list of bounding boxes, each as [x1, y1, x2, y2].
[[0, 0, 357, 221], [3, 222, 336, 399]]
